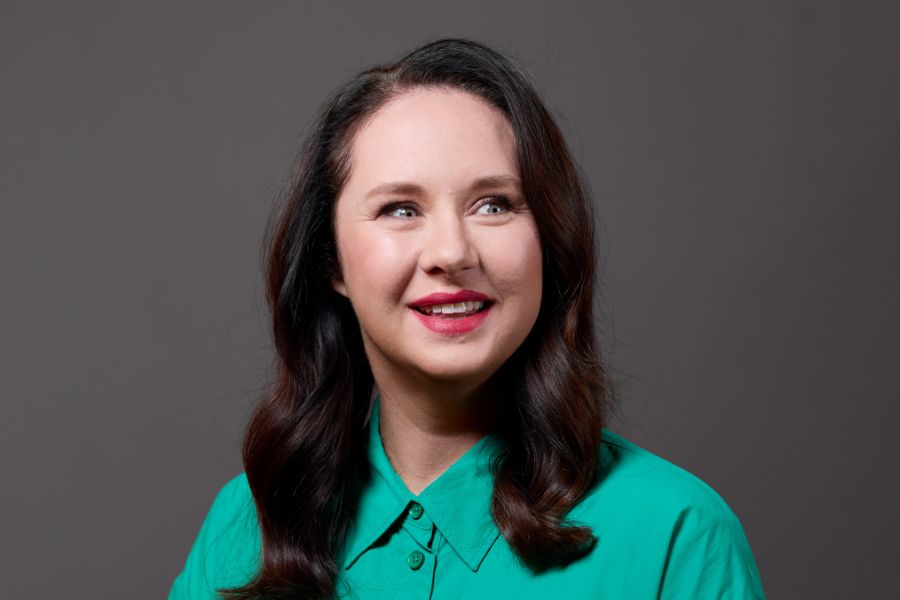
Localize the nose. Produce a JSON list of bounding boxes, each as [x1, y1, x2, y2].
[[418, 208, 478, 277]]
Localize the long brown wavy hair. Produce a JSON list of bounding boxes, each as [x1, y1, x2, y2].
[[224, 38, 615, 599]]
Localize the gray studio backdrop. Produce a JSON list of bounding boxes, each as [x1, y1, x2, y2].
[[2, 2, 897, 598]]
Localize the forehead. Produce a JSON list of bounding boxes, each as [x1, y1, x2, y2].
[[344, 87, 518, 191]]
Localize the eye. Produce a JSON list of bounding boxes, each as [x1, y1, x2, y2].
[[379, 202, 419, 219], [476, 196, 514, 215]]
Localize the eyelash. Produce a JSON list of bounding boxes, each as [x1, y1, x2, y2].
[[379, 196, 515, 219]]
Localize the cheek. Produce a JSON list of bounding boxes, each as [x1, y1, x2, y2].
[[481, 221, 543, 301], [339, 228, 413, 301]]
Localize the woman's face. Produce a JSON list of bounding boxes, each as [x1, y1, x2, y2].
[[332, 86, 543, 388]]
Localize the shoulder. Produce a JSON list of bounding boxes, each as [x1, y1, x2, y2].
[[192, 472, 257, 549], [588, 428, 737, 517], [168, 473, 261, 600], [213, 472, 255, 517], [569, 429, 766, 599]]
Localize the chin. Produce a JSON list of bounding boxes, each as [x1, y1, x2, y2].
[[411, 357, 491, 383]]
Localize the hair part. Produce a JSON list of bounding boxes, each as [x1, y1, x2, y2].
[[222, 37, 615, 599]]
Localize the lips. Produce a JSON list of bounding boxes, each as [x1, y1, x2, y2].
[[411, 303, 493, 334], [407, 289, 494, 335], [409, 289, 493, 309]]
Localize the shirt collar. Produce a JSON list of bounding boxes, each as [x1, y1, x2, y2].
[[340, 393, 504, 572]]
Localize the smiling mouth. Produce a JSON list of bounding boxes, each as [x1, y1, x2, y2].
[[412, 301, 494, 318]]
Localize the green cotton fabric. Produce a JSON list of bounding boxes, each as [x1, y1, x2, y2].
[[169, 396, 766, 599]]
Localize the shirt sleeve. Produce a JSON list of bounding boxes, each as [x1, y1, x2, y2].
[[167, 474, 260, 600], [658, 493, 766, 599]]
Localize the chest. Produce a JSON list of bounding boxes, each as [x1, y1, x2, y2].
[[335, 510, 669, 599]]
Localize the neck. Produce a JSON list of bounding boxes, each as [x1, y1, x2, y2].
[[375, 378, 500, 496]]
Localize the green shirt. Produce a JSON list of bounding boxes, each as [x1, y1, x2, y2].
[[169, 398, 766, 599]]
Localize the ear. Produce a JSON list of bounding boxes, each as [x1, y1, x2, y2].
[[331, 274, 348, 298], [329, 248, 348, 298]]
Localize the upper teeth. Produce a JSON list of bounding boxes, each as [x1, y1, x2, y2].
[[421, 301, 485, 315]]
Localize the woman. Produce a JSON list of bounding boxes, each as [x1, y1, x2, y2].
[[169, 38, 765, 599]]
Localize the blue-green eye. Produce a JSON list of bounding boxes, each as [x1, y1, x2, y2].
[[379, 202, 419, 219], [477, 196, 513, 215]]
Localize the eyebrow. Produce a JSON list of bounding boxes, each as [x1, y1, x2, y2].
[[364, 175, 522, 199]]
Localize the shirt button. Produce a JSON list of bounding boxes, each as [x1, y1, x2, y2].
[[407, 549, 425, 571], [408, 501, 424, 520]]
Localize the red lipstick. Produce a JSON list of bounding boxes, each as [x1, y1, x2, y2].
[[408, 289, 493, 335], [409, 289, 492, 308]]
